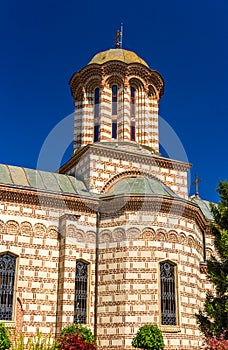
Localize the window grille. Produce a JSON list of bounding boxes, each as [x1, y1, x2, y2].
[[160, 261, 177, 325], [0, 253, 16, 320], [74, 260, 88, 324]]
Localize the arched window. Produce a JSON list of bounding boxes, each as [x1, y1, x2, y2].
[[74, 260, 89, 324], [112, 85, 118, 139], [160, 261, 177, 325], [130, 87, 136, 141], [94, 88, 100, 142], [0, 253, 16, 321]]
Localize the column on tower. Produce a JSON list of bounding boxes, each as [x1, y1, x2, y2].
[[147, 88, 159, 152], [80, 87, 94, 146], [74, 87, 83, 150], [120, 83, 131, 142]]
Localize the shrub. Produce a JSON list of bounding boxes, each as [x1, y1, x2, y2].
[[132, 324, 164, 350], [58, 333, 96, 350], [60, 324, 96, 345], [0, 323, 11, 350], [204, 331, 228, 350]]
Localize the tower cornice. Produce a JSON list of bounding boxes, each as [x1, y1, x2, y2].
[[69, 61, 164, 100], [59, 142, 191, 175]]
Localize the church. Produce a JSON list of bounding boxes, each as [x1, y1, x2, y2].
[[0, 41, 214, 350]]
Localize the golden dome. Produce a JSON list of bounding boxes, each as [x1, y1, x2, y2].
[[88, 48, 149, 67]]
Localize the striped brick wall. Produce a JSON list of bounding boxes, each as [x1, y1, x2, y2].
[[95, 210, 206, 350], [72, 146, 190, 198]]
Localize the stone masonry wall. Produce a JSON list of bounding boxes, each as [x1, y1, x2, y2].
[[0, 192, 97, 339]]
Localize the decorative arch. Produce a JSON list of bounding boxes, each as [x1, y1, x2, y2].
[[34, 223, 47, 237], [101, 170, 162, 193], [85, 231, 96, 244], [112, 227, 126, 242], [148, 71, 164, 98], [128, 77, 145, 91], [66, 225, 84, 242], [140, 227, 155, 240], [99, 229, 112, 243], [84, 76, 102, 93], [167, 230, 179, 243], [187, 235, 195, 248], [6, 220, 19, 235], [47, 225, 58, 238], [66, 224, 76, 237], [156, 229, 167, 242], [73, 85, 84, 102], [20, 222, 33, 235], [148, 84, 159, 99], [105, 75, 124, 88], [179, 232, 187, 244], [126, 227, 141, 239]]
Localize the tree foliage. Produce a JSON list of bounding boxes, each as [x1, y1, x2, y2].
[[0, 323, 11, 350], [132, 324, 164, 350], [196, 181, 228, 340]]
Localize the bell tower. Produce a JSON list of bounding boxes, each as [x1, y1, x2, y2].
[[60, 48, 190, 199], [69, 48, 164, 153]]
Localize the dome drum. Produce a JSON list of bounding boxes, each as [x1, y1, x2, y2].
[[70, 48, 164, 153]]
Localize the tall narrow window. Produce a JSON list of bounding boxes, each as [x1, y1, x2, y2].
[[0, 253, 16, 321], [112, 85, 118, 139], [94, 88, 100, 142], [130, 87, 136, 141], [131, 86, 135, 117], [112, 85, 117, 115], [131, 120, 135, 141], [94, 124, 99, 142], [112, 120, 117, 139], [74, 260, 89, 324], [160, 261, 177, 325]]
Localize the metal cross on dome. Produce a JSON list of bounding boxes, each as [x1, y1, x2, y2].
[[115, 23, 123, 48], [192, 173, 202, 198]]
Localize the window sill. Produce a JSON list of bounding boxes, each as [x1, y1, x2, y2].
[[160, 325, 181, 333]]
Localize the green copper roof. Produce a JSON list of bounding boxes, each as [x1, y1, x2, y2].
[[190, 196, 214, 221], [89, 49, 149, 67], [0, 164, 89, 196], [102, 176, 178, 197]]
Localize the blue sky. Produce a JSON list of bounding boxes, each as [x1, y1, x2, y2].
[[0, 0, 227, 202]]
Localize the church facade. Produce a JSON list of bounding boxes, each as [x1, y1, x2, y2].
[[0, 47, 214, 350]]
